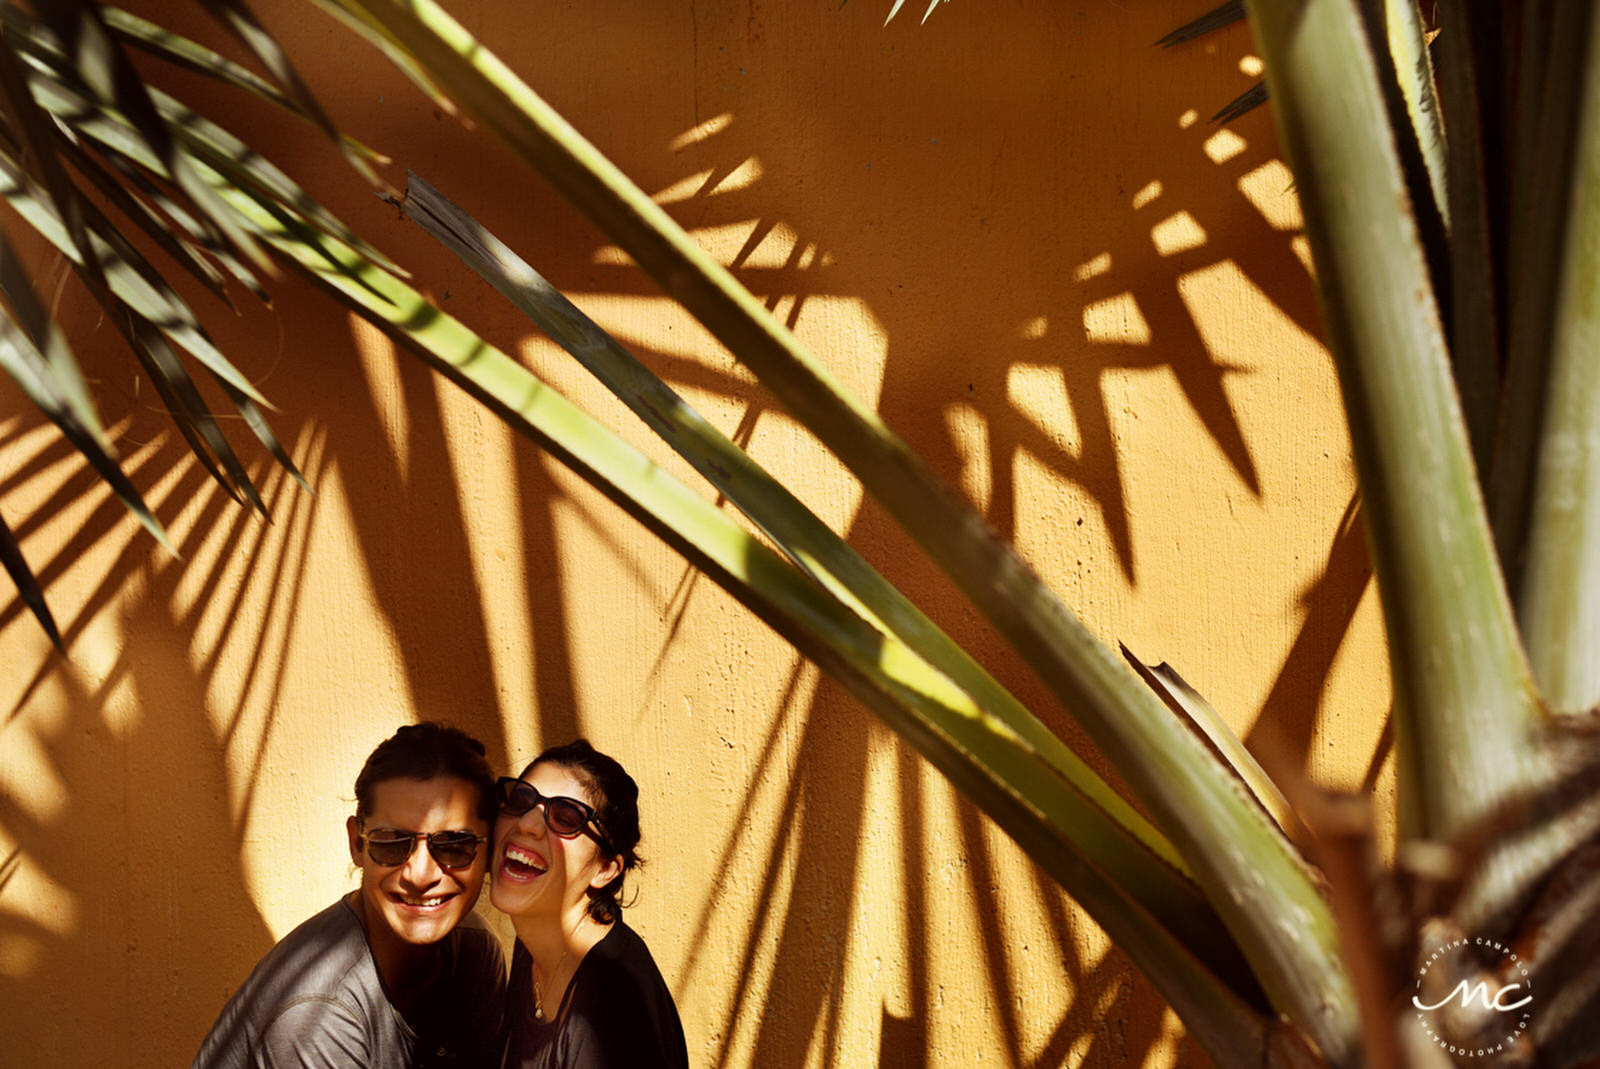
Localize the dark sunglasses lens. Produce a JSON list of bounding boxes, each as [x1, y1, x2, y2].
[[544, 798, 589, 836], [494, 779, 593, 838], [428, 832, 481, 869], [365, 833, 414, 866], [365, 831, 480, 868], [497, 778, 537, 816]]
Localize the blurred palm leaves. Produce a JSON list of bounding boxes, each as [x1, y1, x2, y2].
[[5, 1, 1600, 1066], [331, 0, 1600, 1062], [882, 0, 951, 26], [1157, 1, 1269, 123], [0, 0, 380, 644]]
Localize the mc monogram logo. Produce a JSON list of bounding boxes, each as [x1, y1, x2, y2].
[[1412, 938, 1533, 1061]]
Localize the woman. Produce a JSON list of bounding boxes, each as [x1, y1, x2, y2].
[[492, 739, 688, 1069]]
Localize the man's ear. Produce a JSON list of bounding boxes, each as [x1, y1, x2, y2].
[[590, 851, 623, 891], [347, 816, 363, 867]]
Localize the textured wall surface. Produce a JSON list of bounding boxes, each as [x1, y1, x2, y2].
[[0, 2, 1390, 1066]]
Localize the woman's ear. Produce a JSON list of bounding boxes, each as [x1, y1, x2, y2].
[[347, 816, 364, 866], [590, 851, 623, 891]]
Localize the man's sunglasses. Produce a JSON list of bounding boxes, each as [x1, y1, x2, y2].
[[496, 777, 610, 848], [358, 825, 486, 870]]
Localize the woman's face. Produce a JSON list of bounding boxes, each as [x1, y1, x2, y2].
[[490, 761, 617, 921]]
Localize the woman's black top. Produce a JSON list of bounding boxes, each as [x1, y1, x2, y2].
[[503, 921, 689, 1069]]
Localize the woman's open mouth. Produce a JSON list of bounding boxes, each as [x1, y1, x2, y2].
[[501, 843, 546, 880]]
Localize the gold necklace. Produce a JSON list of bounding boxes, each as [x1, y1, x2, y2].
[[532, 914, 586, 1022], [532, 946, 570, 1022]]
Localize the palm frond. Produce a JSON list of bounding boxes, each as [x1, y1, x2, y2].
[[193, 0, 379, 182], [1154, 1, 1246, 48], [1212, 81, 1268, 124], [33, 0, 265, 268], [328, 3, 1361, 1058]]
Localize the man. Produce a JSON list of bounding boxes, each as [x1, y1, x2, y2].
[[192, 723, 506, 1068]]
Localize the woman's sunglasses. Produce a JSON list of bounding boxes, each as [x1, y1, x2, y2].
[[358, 826, 486, 870], [496, 776, 610, 848]]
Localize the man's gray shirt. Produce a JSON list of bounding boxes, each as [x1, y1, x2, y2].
[[191, 898, 505, 1069]]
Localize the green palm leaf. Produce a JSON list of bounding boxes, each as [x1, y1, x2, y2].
[[330, 5, 1359, 1057], [0, 507, 60, 648], [231, 183, 1308, 1062], [34, 0, 266, 268]]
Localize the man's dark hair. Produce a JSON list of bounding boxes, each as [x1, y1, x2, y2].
[[521, 738, 643, 923], [354, 722, 496, 823]]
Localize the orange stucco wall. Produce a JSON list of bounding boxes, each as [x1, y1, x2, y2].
[[0, 2, 1390, 1066]]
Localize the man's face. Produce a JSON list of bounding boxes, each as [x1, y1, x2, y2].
[[346, 776, 488, 949]]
